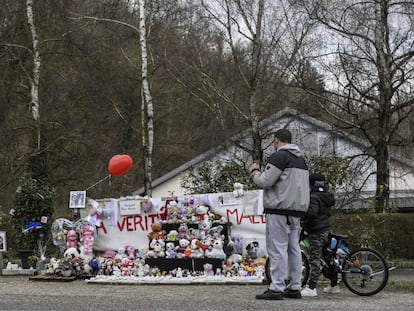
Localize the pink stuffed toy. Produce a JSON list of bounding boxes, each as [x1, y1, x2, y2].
[[81, 225, 94, 255], [66, 230, 78, 249], [126, 245, 136, 260]]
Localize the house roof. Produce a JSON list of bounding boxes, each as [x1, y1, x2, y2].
[[133, 107, 414, 196]]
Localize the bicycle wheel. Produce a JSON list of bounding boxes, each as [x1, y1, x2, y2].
[[265, 251, 309, 287], [341, 247, 389, 296]]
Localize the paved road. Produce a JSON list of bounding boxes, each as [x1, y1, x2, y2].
[[0, 273, 413, 311], [389, 268, 414, 281]]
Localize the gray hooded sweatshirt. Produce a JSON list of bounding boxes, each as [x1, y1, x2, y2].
[[251, 144, 310, 217]]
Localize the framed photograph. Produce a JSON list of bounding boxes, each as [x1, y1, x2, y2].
[[69, 191, 86, 208], [0, 231, 6, 252]]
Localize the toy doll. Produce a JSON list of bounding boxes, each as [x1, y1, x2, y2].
[[66, 229, 78, 249], [81, 225, 94, 256]]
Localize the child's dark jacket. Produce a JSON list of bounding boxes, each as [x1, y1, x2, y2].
[[302, 191, 335, 234]]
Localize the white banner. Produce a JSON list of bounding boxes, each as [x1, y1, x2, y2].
[[86, 191, 267, 256]]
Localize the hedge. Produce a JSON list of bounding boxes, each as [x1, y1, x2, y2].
[[331, 213, 414, 260]]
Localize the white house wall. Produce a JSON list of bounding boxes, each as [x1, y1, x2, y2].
[[150, 173, 187, 198], [390, 162, 414, 191]]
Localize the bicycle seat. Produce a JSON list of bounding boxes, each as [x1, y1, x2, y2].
[[330, 233, 348, 241]]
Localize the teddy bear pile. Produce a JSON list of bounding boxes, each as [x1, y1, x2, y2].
[[139, 199, 265, 280], [145, 199, 229, 264], [41, 198, 266, 282]]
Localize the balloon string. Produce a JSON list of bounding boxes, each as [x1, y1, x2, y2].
[[84, 175, 111, 191]]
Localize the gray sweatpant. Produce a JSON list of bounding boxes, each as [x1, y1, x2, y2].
[[266, 213, 302, 292]]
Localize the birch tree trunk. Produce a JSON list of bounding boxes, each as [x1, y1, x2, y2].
[[27, 0, 41, 149], [26, 0, 48, 182], [139, 0, 154, 196]]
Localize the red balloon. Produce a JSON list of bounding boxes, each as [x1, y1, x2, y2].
[[108, 154, 133, 176]]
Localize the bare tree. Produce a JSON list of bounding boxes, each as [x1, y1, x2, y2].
[[297, 0, 414, 212], [167, 0, 317, 165], [70, 1, 155, 196]]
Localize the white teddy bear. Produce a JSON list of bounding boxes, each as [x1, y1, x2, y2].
[[205, 239, 226, 260], [233, 182, 245, 197]]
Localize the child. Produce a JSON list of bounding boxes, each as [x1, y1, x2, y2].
[[300, 173, 339, 297]]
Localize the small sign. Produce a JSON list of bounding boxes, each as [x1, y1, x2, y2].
[[119, 200, 141, 216], [0, 231, 6, 252], [69, 191, 86, 208]]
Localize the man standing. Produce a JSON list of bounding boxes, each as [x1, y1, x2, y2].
[[249, 129, 309, 300]]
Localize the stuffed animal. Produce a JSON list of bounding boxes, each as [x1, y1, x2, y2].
[[166, 230, 178, 242], [188, 227, 204, 240], [192, 204, 210, 223], [184, 244, 192, 258], [149, 238, 165, 258], [245, 241, 263, 259], [167, 205, 181, 224], [66, 229, 78, 249], [233, 182, 245, 197], [140, 197, 153, 213], [133, 261, 146, 277], [165, 242, 177, 259], [80, 225, 94, 256], [177, 223, 189, 239], [196, 217, 212, 240], [223, 258, 235, 277], [89, 258, 100, 275], [114, 246, 127, 260], [147, 222, 166, 241], [126, 245, 136, 260], [175, 238, 190, 259], [200, 236, 212, 255], [104, 258, 114, 275], [70, 256, 84, 276], [205, 239, 226, 260], [191, 239, 204, 258], [179, 203, 188, 222], [208, 225, 223, 240], [203, 263, 214, 276], [208, 210, 227, 224], [186, 197, 196, 221], [64, 247, 81, 260], [231, 235, 243, 254]]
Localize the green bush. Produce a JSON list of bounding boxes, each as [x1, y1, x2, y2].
[[331, 213, 414, 260], [10, 174, 57, 253]]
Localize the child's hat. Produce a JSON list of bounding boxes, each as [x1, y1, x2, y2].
[[309, 173, 326, 191]]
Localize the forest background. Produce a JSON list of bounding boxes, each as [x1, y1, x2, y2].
[[0, 1, 413, 255]]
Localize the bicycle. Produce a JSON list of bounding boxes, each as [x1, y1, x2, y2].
[[265, 232, 389, 296]]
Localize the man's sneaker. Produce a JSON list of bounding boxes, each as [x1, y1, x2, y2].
[[323, 285, 340, 294], [255, 289, 284, 300], [301, 286, 317, 297], [284, 289, 302, 299]]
